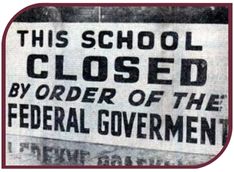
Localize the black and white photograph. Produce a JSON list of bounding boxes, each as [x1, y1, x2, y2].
[[2, 4, 231, 167]]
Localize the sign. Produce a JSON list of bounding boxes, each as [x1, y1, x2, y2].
[[6, 134, 213, 166], [6, 23, 228, 155]]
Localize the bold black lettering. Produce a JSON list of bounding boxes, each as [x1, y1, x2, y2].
[[148, 58, 174, 84], [128, 90, 145, 106], [161, 32, 178, 50], [114, 56, 139, 83], [32, 30, 43, 47], [20, 104, 29, 128], [165, 115, 183, 142], [137, 113, 147, 138], [56, 30, 68, 48], [186, 116, 198, 143], [35, 84, 50, 100], [186, 32, 203, 51], [138, 31, 154, 49], [83, 56, 107, 81], [48, 30, 53, 47], [181, 59, 207, 86], [145, 91, 164, 106], [82, 87, 98, 103], [173, 92, 188, 108], [17, 30, 29, 47], [98, 109, 109, 135], [49, 85, 65, 101], [201, 118, 216, 145], [219, 119, 228, 146], [186, 93, 205, 110], [8, 83, 30, 99], [99, 31, 113, 48], [8, 103, 17, 127], [111, 111, 122, 136], [31, 105, 41, 129], [66, 108, 79, 132], [55, 55, 77, 80], [123, 112, 136, 138], [98, 88, 116, 104], [149, 113, 163, 140], [54, 106, 65, 131], [8, 83, 19, 97], [43, 106, 52, 130], [27, 54, 48, 78], [117, 31, 133, 49], [205, 94, 221, 111], [20, 84, 30, 99], [82, 31, 95, 48], [80, 109, 90, 133], [65, 87, 81, 101]]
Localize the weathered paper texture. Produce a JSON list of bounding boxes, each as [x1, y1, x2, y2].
[[6, 23, 228, 155]]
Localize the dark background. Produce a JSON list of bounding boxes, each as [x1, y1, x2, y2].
[[15, 6, 228, 23]]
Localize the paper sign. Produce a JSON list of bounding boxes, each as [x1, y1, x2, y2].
[[6, 23, 228, 155]]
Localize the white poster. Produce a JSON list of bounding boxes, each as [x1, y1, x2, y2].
[[6, 23, 228, 155]]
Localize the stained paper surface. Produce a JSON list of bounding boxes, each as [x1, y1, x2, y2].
[[6, 23, 228, 155]]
